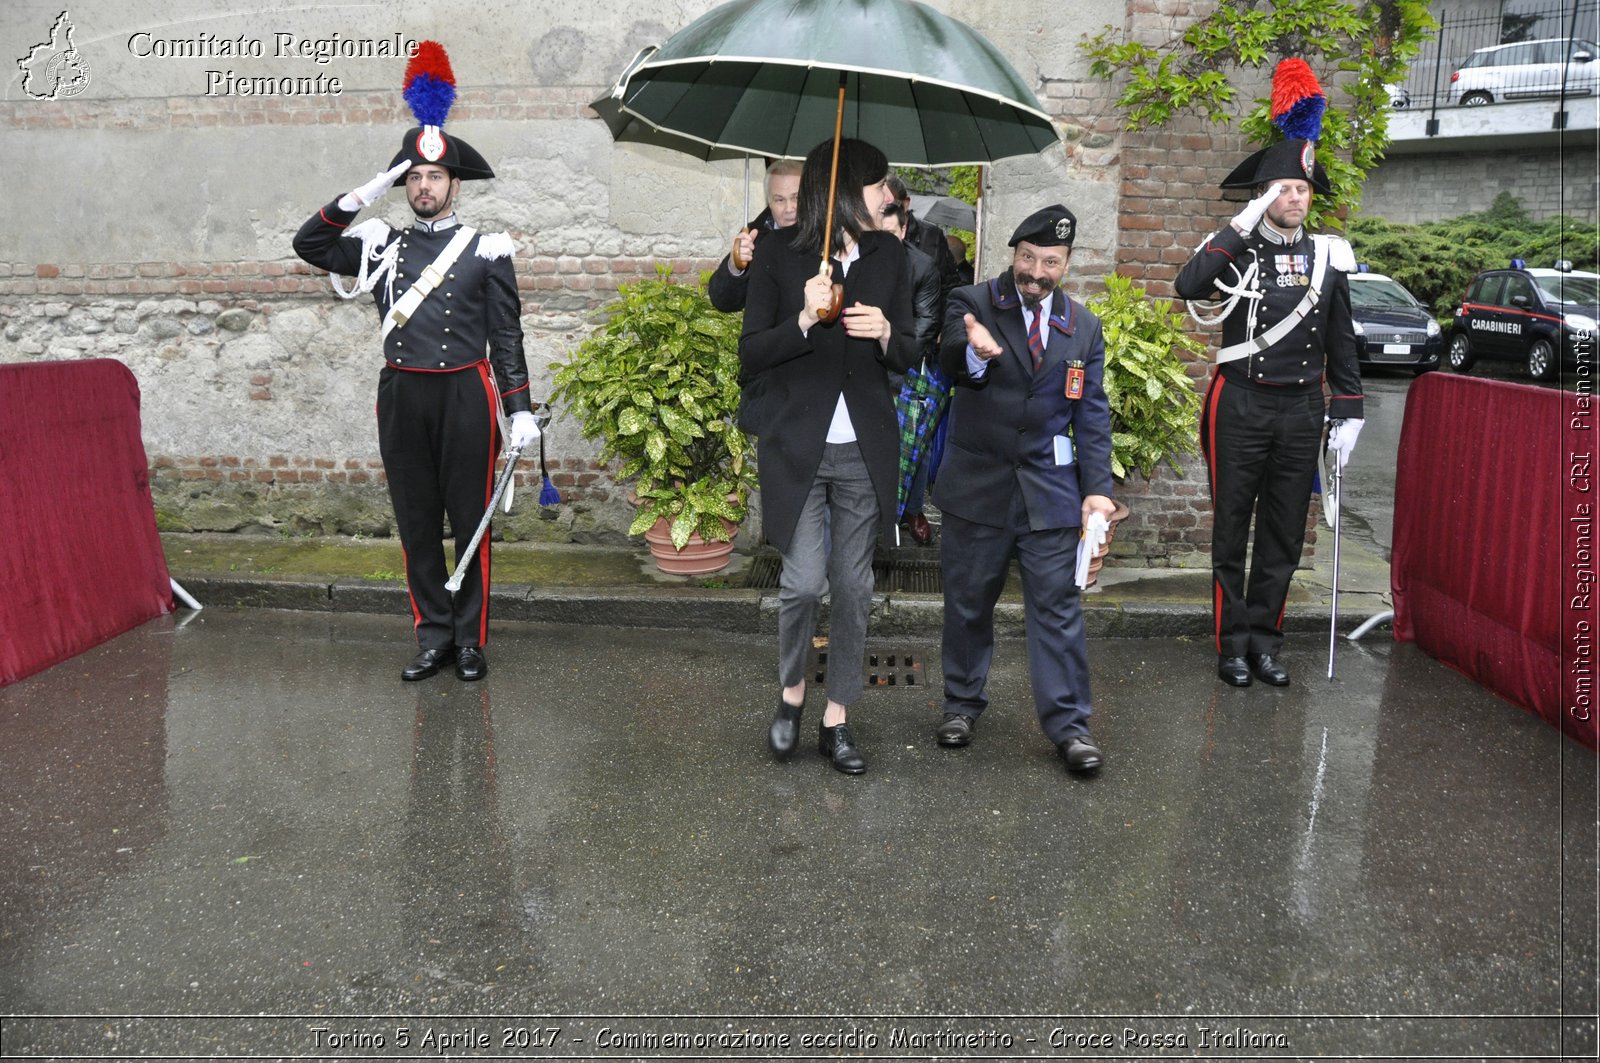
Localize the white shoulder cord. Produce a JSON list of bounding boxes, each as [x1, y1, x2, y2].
[[1186, 237, 1262, 333], [329, 219, 399, 306]]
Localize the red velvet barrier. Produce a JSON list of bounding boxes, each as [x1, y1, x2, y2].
[[1392, 373, 1597, 749], [0, 360, 173, 686]]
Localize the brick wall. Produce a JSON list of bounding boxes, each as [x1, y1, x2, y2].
[[0, 0, 1325, 566]]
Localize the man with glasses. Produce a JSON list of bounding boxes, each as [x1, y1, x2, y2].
[[931, 205, 1116, 775]]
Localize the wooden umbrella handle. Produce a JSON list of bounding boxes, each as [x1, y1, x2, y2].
[[814, 262, 844, 324], [815, 73, 848, 325], [731, 228, 754, 271]]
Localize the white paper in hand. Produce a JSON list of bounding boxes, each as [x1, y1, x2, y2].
[[1075, 511, 1111, 589]]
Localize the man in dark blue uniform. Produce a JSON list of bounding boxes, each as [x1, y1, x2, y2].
[[294, 61, 536, 684], [932, 206, 1115, 774], [1174, 137, 1365, 688]]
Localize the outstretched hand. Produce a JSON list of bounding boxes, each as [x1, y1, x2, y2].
[[963, 312, 1004, 360]]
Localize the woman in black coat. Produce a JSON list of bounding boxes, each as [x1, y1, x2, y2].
[[739, 137, 917, 774]]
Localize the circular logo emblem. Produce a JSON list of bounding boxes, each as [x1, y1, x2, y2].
[[417, 127, 446, 163], [45, 49, 90, 98], [1300, 142, 1316, 179], [1054, 217, 1073, 242]]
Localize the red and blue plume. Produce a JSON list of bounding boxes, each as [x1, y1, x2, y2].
[[1270, 58, 1326, 142], [403, 40, 456, 128]]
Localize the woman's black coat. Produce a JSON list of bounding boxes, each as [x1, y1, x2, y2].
[[738, 227, 918, 553]]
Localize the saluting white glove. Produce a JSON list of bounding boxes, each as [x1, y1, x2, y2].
[[1328, 418, 1364, 469], [1231, 182, 1283, 235], [338, 161, 411, 212], [509, 411, 541, 451]]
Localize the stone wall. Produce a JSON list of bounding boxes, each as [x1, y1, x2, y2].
[[1, 0, 1263, 568], [1362, 146, 1600, 224]]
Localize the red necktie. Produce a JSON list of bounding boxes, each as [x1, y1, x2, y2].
[[1027, 307, 1044, 373]]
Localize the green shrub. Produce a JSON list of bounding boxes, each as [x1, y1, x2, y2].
[[1086, 273, 1208, 480], [1348, 193, 1600, 315], [549, 266, 756, 548]]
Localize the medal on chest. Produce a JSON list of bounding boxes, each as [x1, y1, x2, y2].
[[1273, 253, 1311, 287]]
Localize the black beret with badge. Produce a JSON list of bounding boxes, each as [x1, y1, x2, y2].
[[1008, 203, 1077, 249]]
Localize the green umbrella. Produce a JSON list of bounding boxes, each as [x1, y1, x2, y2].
[[591, 47, 754, 162], [613, 0, 1058, 168]]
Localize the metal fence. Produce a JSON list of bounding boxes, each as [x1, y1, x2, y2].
[[1392, 1, 1600, 111]]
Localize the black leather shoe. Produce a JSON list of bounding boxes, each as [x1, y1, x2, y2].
[[454, 646, 488, 681], [1058, 735, 1104, 774], [936, 712, 975, 747], [768, 697, 803, 759], [402, 647, 453, 682], [818, 721, 867, 774], [1217, 655, 1252, 687], [1247, 652, 1290, 686]]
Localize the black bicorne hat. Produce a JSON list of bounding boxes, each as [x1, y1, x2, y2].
[[1219, 138, 1330, 194], [387, 127, 495, 184], [387, 41, 494, 185]]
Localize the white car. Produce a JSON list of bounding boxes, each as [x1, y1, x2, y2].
[[1449, 37, 1599, 105]]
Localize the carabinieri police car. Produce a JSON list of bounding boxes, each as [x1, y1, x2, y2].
[[1446, 260, 1600, 381]]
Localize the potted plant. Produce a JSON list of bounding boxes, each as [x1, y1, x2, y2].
[[550, 265, 757, 575], [1081, 271, 1209, 582]]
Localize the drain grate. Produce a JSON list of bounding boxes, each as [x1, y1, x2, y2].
[[806, 643, 926, 688], [744, 553, 944, 593]]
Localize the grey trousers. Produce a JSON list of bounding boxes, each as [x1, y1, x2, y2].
[[777, 441, 879, 706]]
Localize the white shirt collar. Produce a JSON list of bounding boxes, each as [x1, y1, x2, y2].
[[413, 213, 459, 233], [1257, 220, 1305, 245]]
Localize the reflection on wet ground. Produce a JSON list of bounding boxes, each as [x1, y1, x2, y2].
[[0, 609, 1593, 1058]]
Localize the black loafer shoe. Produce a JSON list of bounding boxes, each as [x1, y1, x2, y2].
[[1247, 652, 1290, 686], [936, 712, 975, 747], [818, 721, 867, 774], [1058, 735, 1104, 774], [454, 646, 488, 682], [402, 647, 453, 682], [1217, 655, 1252, 687], [768, 698, 804, 759]]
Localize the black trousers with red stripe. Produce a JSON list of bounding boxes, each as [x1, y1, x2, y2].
[[1200, 375, 1323, 658], [377, 364, 501, 651]]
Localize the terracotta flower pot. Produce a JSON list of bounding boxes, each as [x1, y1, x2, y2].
[[1083, 499, 1132, 588], [643, 516, 738, 576]]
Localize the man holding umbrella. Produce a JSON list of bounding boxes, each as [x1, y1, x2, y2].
[[933, 206, 1115, 774], [707, 159, 804, 313]]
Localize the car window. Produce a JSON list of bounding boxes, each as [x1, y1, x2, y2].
[[1471, 275, 1505, 304], [1534, 275, 1600, 304], [1500, 43, 1541, 67], [1503, 274, 1536, 305], [1349, 278, 1419, 308]]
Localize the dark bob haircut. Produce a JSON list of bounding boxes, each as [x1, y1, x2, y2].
[[792, 137, 890, 257]]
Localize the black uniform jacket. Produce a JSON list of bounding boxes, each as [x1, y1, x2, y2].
[[738, 227, 918, 553], [933, 271, 1114, 532], [293, 200, 532, 415], [1173, 223, 1363, 421]]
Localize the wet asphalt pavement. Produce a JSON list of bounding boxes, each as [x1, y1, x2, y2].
[[2, 607, 1595, 1060]]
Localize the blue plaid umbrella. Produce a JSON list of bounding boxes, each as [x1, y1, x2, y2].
[[894, 360, 951, 518]]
